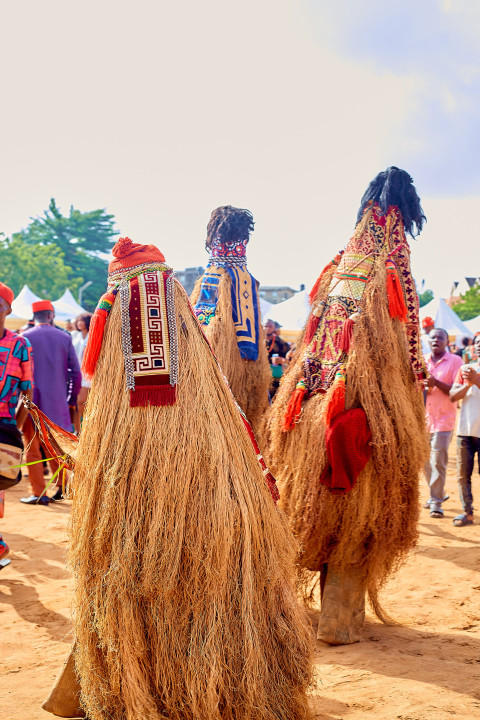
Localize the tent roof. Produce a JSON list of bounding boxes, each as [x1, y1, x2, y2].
[[259, 298, 273, 319], [11, 285, 42, 320], [266, 290, 310, 330], [435, 298, 473, 338], [52, 289, 87, 321], [463, 314, 480, 334]]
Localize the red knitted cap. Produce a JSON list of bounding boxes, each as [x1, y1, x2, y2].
[[109, 237, 165, 274], [0, 282, 14, 307], [422, 316, 434, 329], [32, 300, 54, 312]]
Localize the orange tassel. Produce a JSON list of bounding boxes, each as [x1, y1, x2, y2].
[[82, 290, 118, 379], [325, 369, 346, 426], [305, 313, 320, 345], [308, 275, 322, 305], [308, 251, 344, 304], [386, 259, 408, 322], [283, 380, 307, 431], [339, 317, 355, 354], [82, 311, 108, 379]]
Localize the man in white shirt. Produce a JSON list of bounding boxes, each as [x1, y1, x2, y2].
[[449, 335, 480, 527]]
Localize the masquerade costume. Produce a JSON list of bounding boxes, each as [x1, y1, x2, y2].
[[265, 202, 429, 644], [191, 216, 270, 433], [42, 238, 313, 720]]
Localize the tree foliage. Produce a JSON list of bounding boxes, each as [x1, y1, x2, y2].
[[11, 199, 117, 310], [0, 235, 80, 299], [418, 289, 434, 307], [452, 283, 480, 321]]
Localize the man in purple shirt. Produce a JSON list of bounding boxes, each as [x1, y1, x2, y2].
[[20, 300, 81, 505]]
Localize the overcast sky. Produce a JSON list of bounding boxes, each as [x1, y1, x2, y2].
[[1, 0, 479, 299]]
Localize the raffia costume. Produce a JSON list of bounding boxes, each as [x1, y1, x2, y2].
[[42, 238, 313, 720], [191, 236, 270, 432], [265, 203, 429, 643]]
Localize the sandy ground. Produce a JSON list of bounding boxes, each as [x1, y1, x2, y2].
[[1, 447, 480, 720]]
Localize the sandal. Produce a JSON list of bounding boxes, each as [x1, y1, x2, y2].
[[424, 494, 449, 509], [430, 508, 444, 518], [453, 514, 474, 527]]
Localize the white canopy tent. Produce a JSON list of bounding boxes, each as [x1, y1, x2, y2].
[[259, 297, 273, 320], [11, 285, 41, 320], [435, 298, 473, 339], [463, 315, 480, 334], [52, 289, 88, 322], [419, 297, 473, 339], [419, 298, 437, 321], [266, 290, 310, 331]]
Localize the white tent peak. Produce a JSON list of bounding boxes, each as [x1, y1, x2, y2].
[[52, 289, 87, 322], [11, 285, 42, 320], [435, 298, 473, 339]]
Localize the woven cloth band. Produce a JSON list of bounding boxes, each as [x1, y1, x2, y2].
[[83, 263, 178, 407], [194, 248, 260, 361], [121, 269, 178, 406]]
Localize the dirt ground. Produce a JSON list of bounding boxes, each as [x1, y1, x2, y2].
[[1, 446, 480, 720]]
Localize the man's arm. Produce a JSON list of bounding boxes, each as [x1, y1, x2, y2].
[[425, 375, 453, 396], [451, 366, 480, 401], [16, 388, 33, 430], [450, 382, 469, 403]]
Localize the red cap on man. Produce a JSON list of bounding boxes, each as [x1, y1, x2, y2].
[[32, 300, 54, 313], [422, 316, 434, 329], [0, 282, 14, 307]]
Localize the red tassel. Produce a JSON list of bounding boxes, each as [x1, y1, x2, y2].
[[325, 370, 346, 426], [308, 251, 344, 304], [82, 310, 108, 379], [283, 380, 308, 431], [339, 317, 354, 354], [386, 259, 408, 322], [305, 313, 320, 345], [308, 275, 322, 305], [130, 385, 176, 407]]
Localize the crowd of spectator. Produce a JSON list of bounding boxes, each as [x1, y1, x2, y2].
[[0, 282, 92, 566], [423, 321, 480, 526]]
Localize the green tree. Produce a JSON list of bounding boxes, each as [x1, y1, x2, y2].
[[13, 199, 117, 310], [452, 284, 480, 321], [418, 289, 434, 307], [0, 235, 81, 299]]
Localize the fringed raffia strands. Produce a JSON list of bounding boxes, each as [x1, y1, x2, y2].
[[69, 285, 313, 720], [24, 398, 78, 468], [308, 250, 344, 305], [263, 255, 429, 620], [190, 273, 270, 435]]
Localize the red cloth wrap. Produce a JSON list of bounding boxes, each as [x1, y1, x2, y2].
[[319, 408, 372, 494]]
